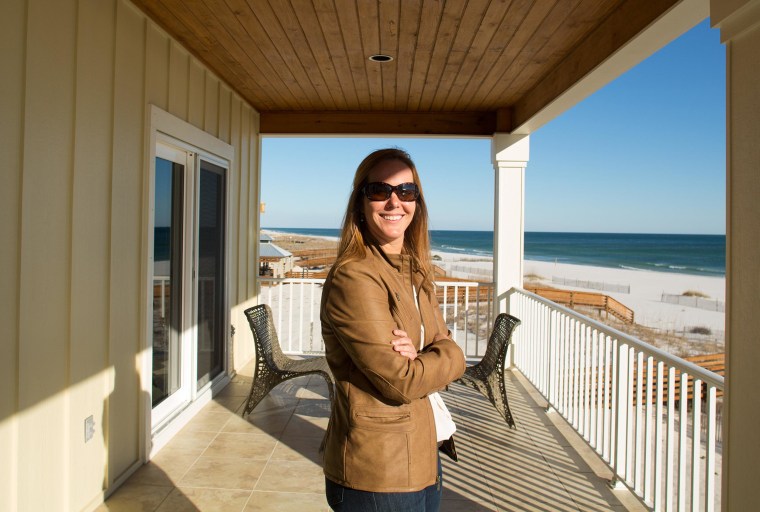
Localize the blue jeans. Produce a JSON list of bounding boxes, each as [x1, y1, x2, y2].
[[325, 456, 442, 511]]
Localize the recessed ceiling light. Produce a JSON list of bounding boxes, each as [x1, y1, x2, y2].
[[368, 54, 393, 63]]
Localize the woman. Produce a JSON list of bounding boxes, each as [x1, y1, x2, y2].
[[320, 148, 466, 511]]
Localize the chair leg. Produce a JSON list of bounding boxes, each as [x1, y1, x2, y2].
[[488, 372, 516, 429], [243, 380, 276, 416], [317, 371, 335, 404], [244, 368, 334, 417], [456, 375, 516, 429], [288, 371, 334, 404]]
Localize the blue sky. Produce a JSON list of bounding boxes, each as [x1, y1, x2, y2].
[[261, 20, 725, 235]]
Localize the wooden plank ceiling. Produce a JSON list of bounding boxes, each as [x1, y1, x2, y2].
[[132, 0, 680, 135]]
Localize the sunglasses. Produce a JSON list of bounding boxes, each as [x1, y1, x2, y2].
[[363, 182, 420, 202]]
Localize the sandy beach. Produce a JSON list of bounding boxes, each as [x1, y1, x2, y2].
[[524, 259, 724, 331], [263, 229, 726, 351]]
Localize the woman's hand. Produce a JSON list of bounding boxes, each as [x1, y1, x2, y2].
[[391, 329, 418, 360]]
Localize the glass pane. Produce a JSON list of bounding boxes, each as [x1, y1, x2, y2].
[[197, 160, 226, 388], [152, 157, 184, 408]]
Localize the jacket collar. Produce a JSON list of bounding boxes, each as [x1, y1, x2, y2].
[[368, 243, 412, 274], [367, 244, 429, 296]]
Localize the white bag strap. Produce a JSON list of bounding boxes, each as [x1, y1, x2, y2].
[[414, 285, 456, 441], [412, 284, 425, 350]]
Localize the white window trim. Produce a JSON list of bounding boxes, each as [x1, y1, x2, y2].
[[141, 105, 235, 459]]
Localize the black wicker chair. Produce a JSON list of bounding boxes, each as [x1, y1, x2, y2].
[[242, 304, 335, 416], [455, 313, 521, 428]]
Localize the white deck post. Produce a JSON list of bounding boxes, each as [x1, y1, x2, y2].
[[491, 133, 529, 316]]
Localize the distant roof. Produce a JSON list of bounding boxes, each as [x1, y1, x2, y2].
[[260, 233, 274, 242], [259, 242, 291, 259]]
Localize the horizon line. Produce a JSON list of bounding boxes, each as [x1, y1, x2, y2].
[[262, 226, 726, 237]]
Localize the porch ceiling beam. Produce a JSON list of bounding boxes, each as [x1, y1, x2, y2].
[[259, 110, 512, 136], [511, 0, 686, 132]]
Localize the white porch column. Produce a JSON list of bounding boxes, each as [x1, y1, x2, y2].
[[712, 2, 760, 510], [491, 133, 529, 314]]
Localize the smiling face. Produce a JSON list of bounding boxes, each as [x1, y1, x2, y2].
[[362, 159, 417, 255]]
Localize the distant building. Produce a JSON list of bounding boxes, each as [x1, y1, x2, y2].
[[259, 233, 294, 277]]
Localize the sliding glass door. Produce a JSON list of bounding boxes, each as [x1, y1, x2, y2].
[[196, 159, 226, 389], [151, 140, 228, 430]]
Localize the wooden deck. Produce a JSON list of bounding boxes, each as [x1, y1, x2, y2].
[[101, 362, 646, 511]]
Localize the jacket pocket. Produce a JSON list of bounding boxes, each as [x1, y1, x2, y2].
[[345, 426, 411, 489], [351, 406, 415, 433]]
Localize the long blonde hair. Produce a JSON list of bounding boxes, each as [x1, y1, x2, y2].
[[335, 148, 433, 287]]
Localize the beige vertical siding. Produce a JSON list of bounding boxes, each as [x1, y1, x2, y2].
[[248, 129, 260, 297], [218, 85, 232, 143], [205, 75, 220, 136], [239, 108, 252, 299], [109, 0, 145, 488], [230, 95, 244, 305], [19, 1, 77, 511], [188, 60, 206, 131], [70, 0, 117, 506], [0, 0, 26, 510], [1, 0, 261, 509]]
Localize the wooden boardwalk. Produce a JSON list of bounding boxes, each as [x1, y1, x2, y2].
[[525, 285, 635, 324]]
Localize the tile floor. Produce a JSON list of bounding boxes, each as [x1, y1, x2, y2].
[[100, 363, 647, 511]]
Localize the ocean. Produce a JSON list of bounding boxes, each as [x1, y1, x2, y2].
[[264, 228, 726, 278]]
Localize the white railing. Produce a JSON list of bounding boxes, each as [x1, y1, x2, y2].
[[260, 278, 326, 354], [154, 276, 170, 318], [437, 281, 495, 358], [258, 277, 494, 358], [257, 278, 724, 510], [508, 288, 723, 512]]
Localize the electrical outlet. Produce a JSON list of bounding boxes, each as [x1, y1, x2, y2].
[[84, 415, 95, 442]]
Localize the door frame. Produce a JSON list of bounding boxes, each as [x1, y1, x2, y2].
[[142, 105, 234, 458], [149, 141, 194, 428]]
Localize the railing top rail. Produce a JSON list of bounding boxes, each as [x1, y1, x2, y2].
[[260, 277, 326, 284], [259, 277, 493, 288], [510, 287, 725, 389], [436, 281, 492, 287]]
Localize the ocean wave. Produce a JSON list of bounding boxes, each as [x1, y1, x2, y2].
[[439, 244, 467, 252], [615, 262, 726, 277]]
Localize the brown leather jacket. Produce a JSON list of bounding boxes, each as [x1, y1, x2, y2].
[[320, 245, 466, 492]]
